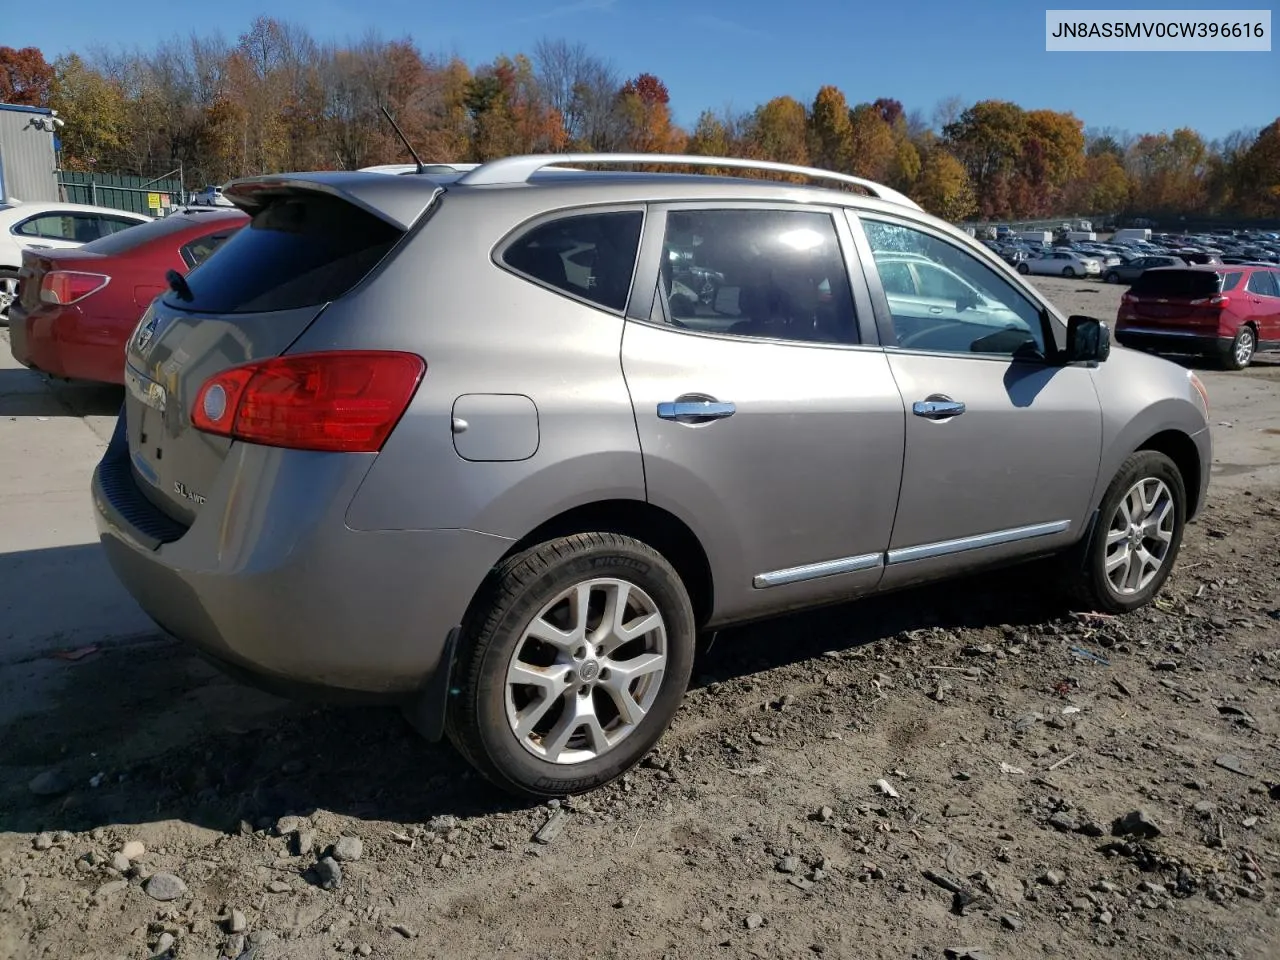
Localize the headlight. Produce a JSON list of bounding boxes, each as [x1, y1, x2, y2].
[[1188, 370, 1210, 415]]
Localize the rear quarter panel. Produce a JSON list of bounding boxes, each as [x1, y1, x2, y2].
[[299, 194, 647, 537]]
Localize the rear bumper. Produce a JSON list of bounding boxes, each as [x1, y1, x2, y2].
[[1115, 328, 1229, 357], [8, 301, 131, 384], [91, 414, 513, 698]]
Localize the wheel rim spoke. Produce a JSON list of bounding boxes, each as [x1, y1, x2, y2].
[[505, 576, 668, 765], [1106, 477, 1176, 596]]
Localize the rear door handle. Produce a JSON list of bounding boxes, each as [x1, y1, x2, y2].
[[657, 398, 736, 424], [913, 397, 966, 420]]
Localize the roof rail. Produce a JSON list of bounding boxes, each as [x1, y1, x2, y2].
[[456, 153, 922, 210]]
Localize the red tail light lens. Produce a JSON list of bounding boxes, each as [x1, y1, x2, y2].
[[40, 270, 110, 305], [190, 351, 426, 453], [1190, 295, 1230, 307]]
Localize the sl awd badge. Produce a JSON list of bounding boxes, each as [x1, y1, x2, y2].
[[173, 481, 206, 505]]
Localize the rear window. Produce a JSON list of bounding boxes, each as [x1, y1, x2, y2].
[[82, 214, 209, 256], [1131, 269, 1225, 299], [167, 194, 402, 314]]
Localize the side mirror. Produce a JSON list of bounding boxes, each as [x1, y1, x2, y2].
[[1065, 315, 1111, 364]]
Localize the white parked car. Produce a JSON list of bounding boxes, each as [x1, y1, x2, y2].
[[191, 185, 236, 207], [0, 200, 152, 322], [1016, 249, 1102, 278]]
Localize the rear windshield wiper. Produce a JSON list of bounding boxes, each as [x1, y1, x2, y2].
[[165, 269, 194, 302]]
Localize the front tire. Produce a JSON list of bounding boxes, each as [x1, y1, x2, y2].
[[1063, 266, 1076, 277], [1070, 451, 1186, 614], [1017, 262, 1030, 275], [1104, 271, 1120, 284], [446, 533, 695, 798]]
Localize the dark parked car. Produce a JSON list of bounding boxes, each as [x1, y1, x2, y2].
[[8, 208, 247, 384], [1103, 255, 1186, 284]]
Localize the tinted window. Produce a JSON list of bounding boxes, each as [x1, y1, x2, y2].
[[168, 195, 402, 313], [1246, 271, 1279, 296], [863, 217, 1046, 358], [100, 215, 144, 236], [182, 229, 241, 269], [83, 214, 208, 256], [1131, 269, 1221, 299], [502, 211, 643, 312], [1221, 271, 1244, 291], [653, 208, 856, 344]]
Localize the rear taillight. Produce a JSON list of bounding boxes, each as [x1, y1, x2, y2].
[[190, 351, 426, 453], [1189, 295, 1229, 307], [40, 270, 111, 305]]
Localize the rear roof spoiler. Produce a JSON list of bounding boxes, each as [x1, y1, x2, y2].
[[221, 171, 444, 231]]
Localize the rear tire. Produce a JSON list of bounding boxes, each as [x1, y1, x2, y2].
[[1069, 451, 1186, 614], [1221, 325, 1255, 370], [1104, 271, 1120, 284], [445, 533, 695, 798]]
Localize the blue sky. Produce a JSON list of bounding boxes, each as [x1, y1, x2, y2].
[[16, 0, 1279, 141]]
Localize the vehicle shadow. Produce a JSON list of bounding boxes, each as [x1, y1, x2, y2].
[[0, 556, 1071, 836], [0, 366, 123, 418]]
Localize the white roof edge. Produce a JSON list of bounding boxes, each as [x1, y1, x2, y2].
[[456, 153, 922, 210]]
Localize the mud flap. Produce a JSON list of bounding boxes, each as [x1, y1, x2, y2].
[[402, 626, 461, 742]]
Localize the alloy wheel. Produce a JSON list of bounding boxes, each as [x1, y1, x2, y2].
[[1235, 327, 1255, 367], [1104, 478, 1175, 595], [0, 276, 16, 318], [505, 578, 667, 764]]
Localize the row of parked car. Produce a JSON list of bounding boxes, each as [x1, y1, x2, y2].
[[981, 229, 1280, 287]]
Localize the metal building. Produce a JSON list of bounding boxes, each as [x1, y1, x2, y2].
[[0, 103, 59, 203]]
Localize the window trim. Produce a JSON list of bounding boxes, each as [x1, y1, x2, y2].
[[490, 202, 647, 317], [628, 199, 876, 349], [848, 210, 1065, 363]]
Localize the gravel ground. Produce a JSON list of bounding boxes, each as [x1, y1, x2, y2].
[[2, 277, 1279, 960]]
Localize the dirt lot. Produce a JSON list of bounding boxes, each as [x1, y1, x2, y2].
[[2, 277, 1279, 960]]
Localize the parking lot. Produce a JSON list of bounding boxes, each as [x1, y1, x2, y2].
[[2, 275, 1279, 960]]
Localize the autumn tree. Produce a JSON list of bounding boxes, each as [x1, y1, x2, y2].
[[0, 46, 54, 107], [747, 96, 809, 169], [1231, 118, 1280, 217], [615, 72, 684, 154], [808, 85, 853, 172], [49, 55, 127, 170], [847, 103, 895, 181], [944, 100, 1028, 218], [913, 148, 975, 220], [532, 38, 621, 151]]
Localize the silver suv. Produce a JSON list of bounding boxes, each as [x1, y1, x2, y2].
[[93, 154, 1212, 798]]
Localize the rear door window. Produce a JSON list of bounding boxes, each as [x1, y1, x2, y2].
[[167, 194, 403, 313], [14, 214, 73, 240], [1247, 271, 1279, 297], [500, 210, 644, 312]]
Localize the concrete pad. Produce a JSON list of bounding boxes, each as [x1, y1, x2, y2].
[[0, 332, 154, 662]]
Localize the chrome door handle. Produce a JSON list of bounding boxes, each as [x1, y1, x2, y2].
[[657, 399, 736, 424], [913, 397, 966, 419]]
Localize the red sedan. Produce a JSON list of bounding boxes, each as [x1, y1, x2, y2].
[[8, 208, 247, 385]]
